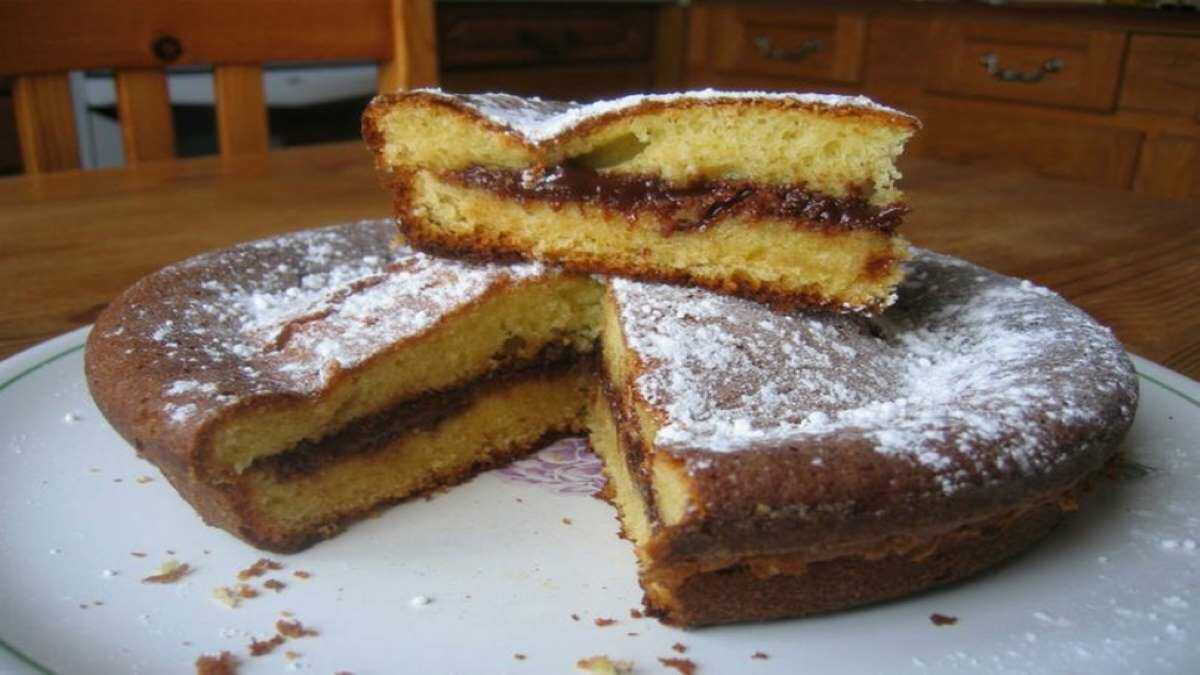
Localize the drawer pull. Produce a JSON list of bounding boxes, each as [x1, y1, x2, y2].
[[753, 36, 823, 62], [979, 53, 1064, 83]]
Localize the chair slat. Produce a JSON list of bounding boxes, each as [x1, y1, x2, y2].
[[213, 64, 269, 157], [378, 0, 438, 93], [115, 69, 176, 164], [12, 73, 80, 173]]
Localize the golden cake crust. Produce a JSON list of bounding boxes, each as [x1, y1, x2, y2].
[[362, 89, 921, 166]]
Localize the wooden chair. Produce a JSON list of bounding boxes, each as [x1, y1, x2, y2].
[[0, 0, 437, 173]]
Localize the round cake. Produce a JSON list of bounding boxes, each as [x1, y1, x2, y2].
[[85, 220, 1139, 626]]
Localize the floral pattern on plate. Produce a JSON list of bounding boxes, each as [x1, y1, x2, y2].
[[498, 437, 604, 496]]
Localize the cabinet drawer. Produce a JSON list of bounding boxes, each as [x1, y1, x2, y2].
[[1120, 34, 1200, 119], [926, 20, 1126, 112], [708, 7, 865, 84], [439, 5, 653, 69]]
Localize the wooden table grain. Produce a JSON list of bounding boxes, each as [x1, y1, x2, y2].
[[1, 142, 1197, 380]]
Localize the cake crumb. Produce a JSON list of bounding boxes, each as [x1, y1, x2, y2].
[[276, 619, 318, 638], [930, 613, 958, 626], [238, 558, 283, 580], [514, 653, 527, 660], [143, 560, 191, 584], [64, 412, 82, 423], [626, 632, 638, 637], [136, 475, 154, 484], [248, 635, 285, 657], [195, 651, 238, 675], [264, 579, 287, 593], [284, 651, 300, 661], [562, 517, 573, 525], [130, 551, 147, 558], [629, 608, 643, 619], [659, 657, 697, 674], [576, 655, 633, 674], [594, 617, 617, 627], [293, 570, 312, 579], [213, 584, 260, 608], [410, 595, 432, 607], [671, 643, 688, 653], [751, 652, 769, 660], [571, 613, 580, 621]]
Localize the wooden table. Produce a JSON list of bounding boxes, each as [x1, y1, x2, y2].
[[2, 142, 1198, 379]]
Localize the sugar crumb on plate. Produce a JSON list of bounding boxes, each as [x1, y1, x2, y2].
[[195, 650, 238, 675], [276, 619, 318, 638], [576, 655, 633, 674], [248, 634, 285, 656], [659, 657, 697, 674], [143, 560, 191, 584], [237, 558, 284, 580]]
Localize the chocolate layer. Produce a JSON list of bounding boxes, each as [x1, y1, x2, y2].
[[255, 351, 588, 482], [444, 164, 907, 235]]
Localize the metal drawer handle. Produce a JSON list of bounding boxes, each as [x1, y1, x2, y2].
[[754, 36, 822, 62], [979, 53, 1064, 83]]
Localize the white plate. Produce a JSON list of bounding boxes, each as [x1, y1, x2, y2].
[[1, 327, 1198, 675]]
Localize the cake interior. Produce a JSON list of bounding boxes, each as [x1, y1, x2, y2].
[[374, 96, 916, 204], [242, 363, 592, 551], [210, 274, 601, 474], [406, 172, 909, 310]]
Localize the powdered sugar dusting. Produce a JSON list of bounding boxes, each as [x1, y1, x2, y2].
[[610, 250, 1138, 493], [119, 221, 547, 427], [412, 88, 915, 144]]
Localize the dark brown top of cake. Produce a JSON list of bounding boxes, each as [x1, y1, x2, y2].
[[609, 250, 1138, 539], [85, 220, 553, 471]]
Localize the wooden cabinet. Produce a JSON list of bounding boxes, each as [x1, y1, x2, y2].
[[1119, 34, 1200, 119], [686, 1, 1200, 199], [707, 6, 865, 84], [926, 20, 1126, 112], [440, 5, 652, 69], [438, 2, 682, 102]]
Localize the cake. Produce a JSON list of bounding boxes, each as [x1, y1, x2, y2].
[[592, 250, 1138, 625], [85, 221, 1138, 626], [362, 89, 919, 312], [85, 221, 600, 552]]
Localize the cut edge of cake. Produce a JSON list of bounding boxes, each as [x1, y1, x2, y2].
[[363, 89, 919, 312]]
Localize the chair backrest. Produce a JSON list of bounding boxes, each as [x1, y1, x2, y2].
[[0, 0, 437, 173]]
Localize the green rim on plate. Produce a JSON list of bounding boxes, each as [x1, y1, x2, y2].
[[0, 335, 1195, 675]]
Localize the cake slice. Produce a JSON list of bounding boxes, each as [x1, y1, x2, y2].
[[591, 251, 1137, 626], [363, 89, 920, 312], [86, 221, 600, 552]]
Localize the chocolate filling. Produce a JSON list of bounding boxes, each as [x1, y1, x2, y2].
[[255, 344, 588, 481], [443, 164, 907, 235]]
